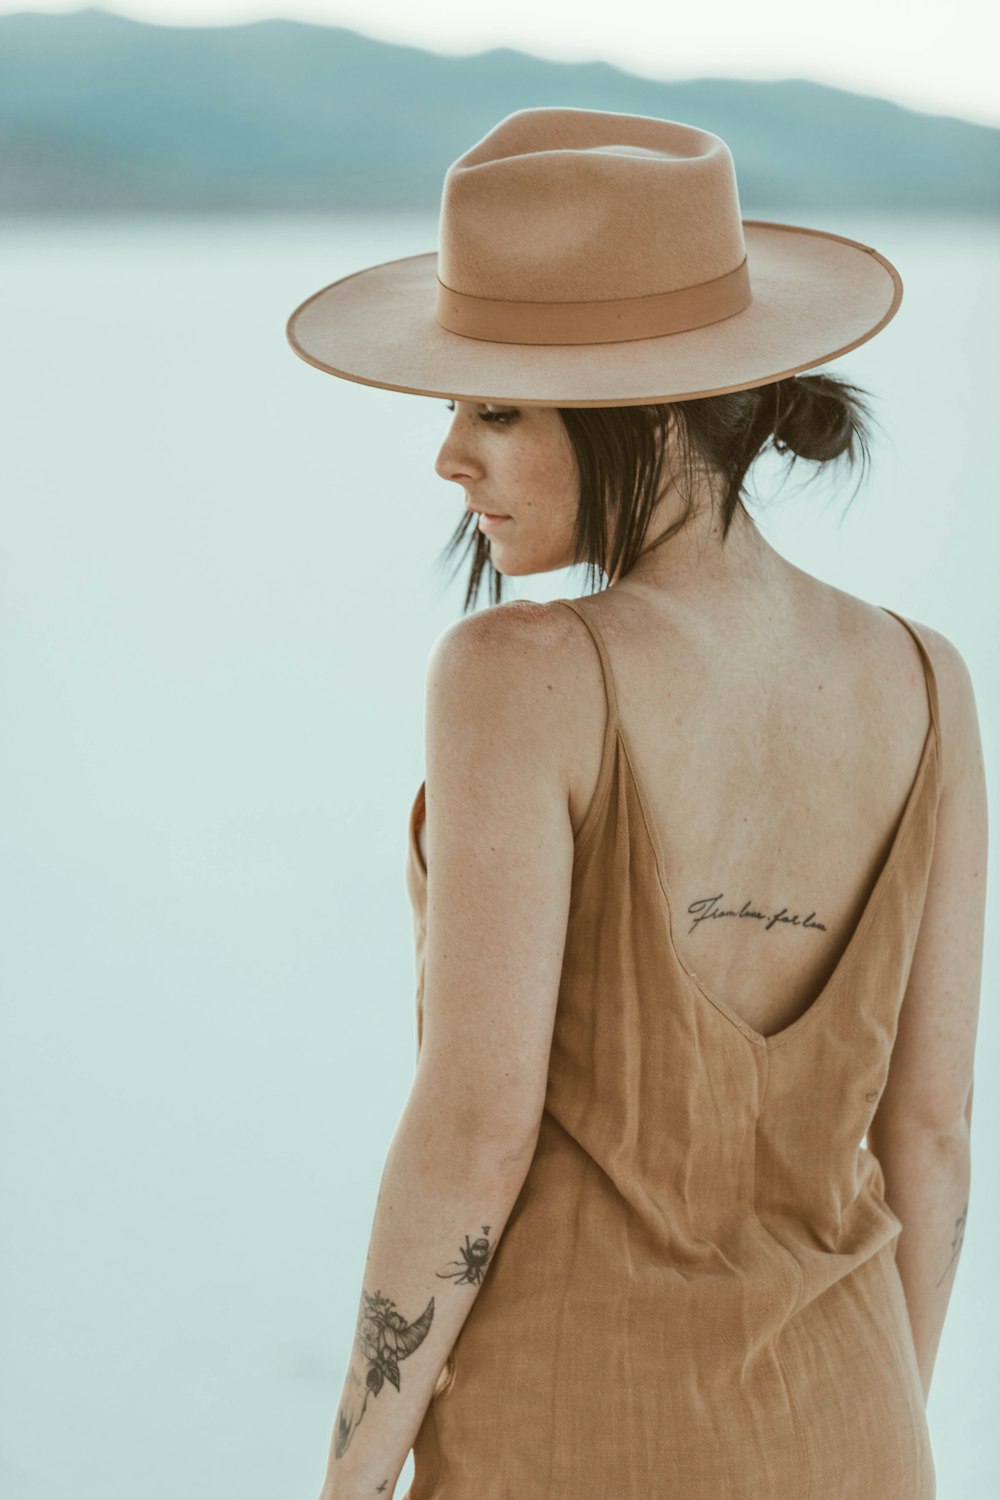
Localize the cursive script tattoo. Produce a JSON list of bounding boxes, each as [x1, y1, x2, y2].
[[436, 1225, 497, 1286], [686, 892, 828, 937], [934, 1199, 968, 1288], [334, 1287, 435, 1460]]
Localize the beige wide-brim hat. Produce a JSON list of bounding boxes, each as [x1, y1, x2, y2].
[[285, 107, 903, 408]]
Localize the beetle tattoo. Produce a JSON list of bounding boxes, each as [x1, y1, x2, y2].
[[436, 1225, 497, 1286]]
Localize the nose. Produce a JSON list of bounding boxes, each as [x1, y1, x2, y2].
[[435, 415, 485, 486]]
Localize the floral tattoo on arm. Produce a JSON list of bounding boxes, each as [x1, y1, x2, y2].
[[334, 1225, 497, 1459]]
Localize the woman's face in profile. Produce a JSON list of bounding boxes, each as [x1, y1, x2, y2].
[[435, 401, 580, 576]]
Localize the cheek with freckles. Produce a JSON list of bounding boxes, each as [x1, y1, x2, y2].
[[509, 423, 578, 518], [499, 426, 579, 570]]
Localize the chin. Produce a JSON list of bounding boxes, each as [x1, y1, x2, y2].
[[486, 537, 573, 578], [487, 550, 538, 578]]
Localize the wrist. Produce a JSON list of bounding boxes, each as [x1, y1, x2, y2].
[[317, 1470, 400, 1500]]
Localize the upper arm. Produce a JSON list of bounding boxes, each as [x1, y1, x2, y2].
[[870, 623, 988, 1143], [410, 601, 577, 1162]]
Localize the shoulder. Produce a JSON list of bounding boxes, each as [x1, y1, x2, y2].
[[882, 609, 974, 712], [422, 600, 609, 814], [897, 616, 984, 796], [862, 606, 983, 803], [836, 588, 979, 739], [803, 585, 982, 796], [901, 615, 973, 688], [429, 598, 576, 674], [425, 599, 585, 732]]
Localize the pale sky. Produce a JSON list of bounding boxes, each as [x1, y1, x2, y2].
[[7, 0, 999, 129]]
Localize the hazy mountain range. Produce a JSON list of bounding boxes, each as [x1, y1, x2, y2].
[[1, 6, 997, 214]]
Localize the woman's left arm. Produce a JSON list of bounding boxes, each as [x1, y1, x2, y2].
[[316, 603, 579, 1500]]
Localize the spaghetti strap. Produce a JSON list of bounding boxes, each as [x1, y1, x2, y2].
[[554, 597, 621, 728], [553, 597, 623, 853], [878, 605, 941, 748]]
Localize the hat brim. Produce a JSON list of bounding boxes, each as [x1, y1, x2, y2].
[[285, 220, 902, 406]]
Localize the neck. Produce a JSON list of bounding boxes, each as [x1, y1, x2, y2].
[[609, 485, 788, 604]]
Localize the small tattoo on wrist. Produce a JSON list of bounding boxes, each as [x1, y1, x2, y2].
[[934, 1200, 968, 1288]]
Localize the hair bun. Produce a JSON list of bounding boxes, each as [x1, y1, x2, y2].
[[771, 374, 864, 463]]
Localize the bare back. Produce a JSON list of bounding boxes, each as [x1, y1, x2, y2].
[[559, 579, 940, 1043]]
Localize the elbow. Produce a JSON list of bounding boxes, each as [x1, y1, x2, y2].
[[869, 1080, 974, 1155], [404, 1080, 541, 1181], [868, 1111, 972, 1161]]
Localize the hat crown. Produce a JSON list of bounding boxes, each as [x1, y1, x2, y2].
[[437, 107, 748, 304]]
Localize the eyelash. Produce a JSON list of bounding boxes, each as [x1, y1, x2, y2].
[[444, 400, 518, 425]]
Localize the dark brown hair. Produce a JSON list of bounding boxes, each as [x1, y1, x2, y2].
[[441, 371, 879, 613]]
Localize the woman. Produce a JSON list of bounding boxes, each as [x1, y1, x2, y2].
[[287, 108, 986, 1500]]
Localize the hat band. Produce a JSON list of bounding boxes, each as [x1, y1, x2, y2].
[[435, 256, 752, 346]]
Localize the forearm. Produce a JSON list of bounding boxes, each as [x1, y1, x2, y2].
[[317, 1091, 534, 1500], [872, 1122, 971, 1403]]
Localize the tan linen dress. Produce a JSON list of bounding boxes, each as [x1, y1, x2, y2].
[[402, 595, 938, 1499]]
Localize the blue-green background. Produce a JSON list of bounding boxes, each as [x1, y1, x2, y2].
[[1, 14, 998, 1497]]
